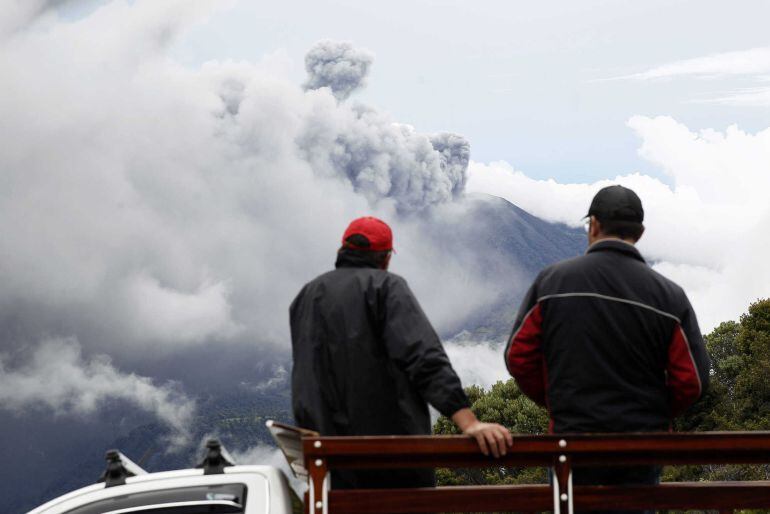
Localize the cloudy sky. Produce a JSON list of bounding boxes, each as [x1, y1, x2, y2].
[[170, 0, 770, 182], [2, 0, 769, 444]]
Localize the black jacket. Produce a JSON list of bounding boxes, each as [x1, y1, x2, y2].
[[290, 252, 469, 487], [505, 239, 710, 433]]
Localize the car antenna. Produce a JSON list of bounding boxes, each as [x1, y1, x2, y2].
[[196, 438, 236, 475], [97, 450, 148, 487]]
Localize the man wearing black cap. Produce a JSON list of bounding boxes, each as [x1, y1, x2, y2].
[[504, 186, 710, 511], [291, 216, 512, 491]]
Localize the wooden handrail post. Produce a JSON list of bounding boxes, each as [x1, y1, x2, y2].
[[553, 441, 573, 514], [308, 452, 329, 514]]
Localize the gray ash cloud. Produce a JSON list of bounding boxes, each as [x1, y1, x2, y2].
[[303, 39, 374, 101], [0, 4, 486, 431], [298, 102, 470, 212]]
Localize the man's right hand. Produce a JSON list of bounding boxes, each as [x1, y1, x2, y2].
[[451, 408, 513, 458]]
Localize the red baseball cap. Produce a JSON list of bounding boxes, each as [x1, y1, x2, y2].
[[342, 217, 394, 252]]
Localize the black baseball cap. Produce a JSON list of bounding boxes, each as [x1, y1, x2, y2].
[[586, 185, 644, 223]]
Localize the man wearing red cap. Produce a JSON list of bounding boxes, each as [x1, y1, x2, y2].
[[290, 216, 511, 490]]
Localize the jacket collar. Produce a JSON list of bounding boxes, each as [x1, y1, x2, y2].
[[586, 239, 646, 263], [335, 249, 382, 269]]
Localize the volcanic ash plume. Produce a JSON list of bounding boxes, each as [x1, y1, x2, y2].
[[303, 39, 374, 101], [430, 132, 471, 197], [299, 39, 471, 209], [297, 101, 470, 212], [0, 4, 490, 422]]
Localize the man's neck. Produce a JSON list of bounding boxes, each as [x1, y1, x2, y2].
[[588, 236, 636, 248]]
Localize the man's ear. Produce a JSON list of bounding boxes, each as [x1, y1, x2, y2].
[[590, 216, 602, 239], [382, 252, 392, 270], [636, 224, 645, 242]]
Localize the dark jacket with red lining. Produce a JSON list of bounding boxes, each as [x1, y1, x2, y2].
[[504, 239, 710, 433]]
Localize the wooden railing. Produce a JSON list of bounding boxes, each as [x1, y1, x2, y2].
[[299, 431, 770, 514]]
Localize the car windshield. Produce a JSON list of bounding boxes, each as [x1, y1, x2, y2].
[[63, 484, 247, 514]]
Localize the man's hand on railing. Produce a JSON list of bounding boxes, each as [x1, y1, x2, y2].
[[451, 407, 513, 457]]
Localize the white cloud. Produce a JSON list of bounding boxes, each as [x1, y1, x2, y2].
[[240, 365, 288, 393], [704, 86, 770, 107], [605, 47, 770, 106], [0, 0, 59, 36], [618, 47, 770, 81], [467, 116, 770, 331], [0, 0, 496, 366], [0, 338, 196, 447], [444, 338, 509, 390], [121, 273, 242, 344]]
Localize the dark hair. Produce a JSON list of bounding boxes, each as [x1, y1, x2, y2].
[[338, 234, 391, 268], [596, 217, 644, 241]]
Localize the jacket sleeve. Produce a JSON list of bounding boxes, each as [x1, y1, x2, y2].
[[667, 294, 711, 416], [504, 278, 547, 407], [381, 276, 470, 418]]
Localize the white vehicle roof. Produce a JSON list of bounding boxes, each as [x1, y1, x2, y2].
[[28, 465, 295, 514], [28, 424, 308, 514]]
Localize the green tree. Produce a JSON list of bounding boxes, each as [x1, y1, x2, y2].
[[671, 298, 770, 435], [433, 380, 549, 485], [666, 298, 770, 483]]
